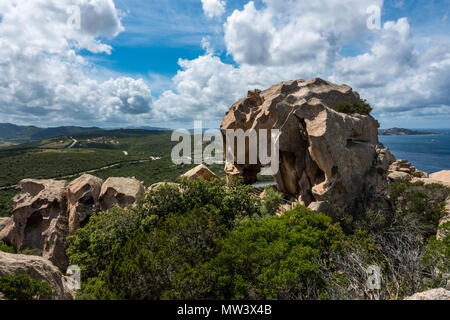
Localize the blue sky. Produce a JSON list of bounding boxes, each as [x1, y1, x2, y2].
[[0, 0, 449, 129]]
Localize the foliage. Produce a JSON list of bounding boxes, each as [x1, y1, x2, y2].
[[0, 241, 15, 253], [332, 99, 373, 115], [259, 187, 284, 217], [0, 274, 52, 300], [67, 207, 141, 280], [213, 205, 345, 300]]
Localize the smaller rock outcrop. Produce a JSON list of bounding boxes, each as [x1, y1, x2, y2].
[[66, 174, 104, 235], [405, 288, 450, 300], [430, 170, 450, 184], [99, 177, 145, 211], [5, 179, 69, 271], [148, 182, 180, 191], [388, 159, 429, 181], [0, 251, 74, 300], [180, 164, 219, 181]]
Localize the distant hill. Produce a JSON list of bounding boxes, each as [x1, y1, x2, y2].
[[0, 123, 102, 142], [379, 128, 438, 136]]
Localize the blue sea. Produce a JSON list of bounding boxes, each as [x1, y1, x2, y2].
[[379, 129, 450, 174]]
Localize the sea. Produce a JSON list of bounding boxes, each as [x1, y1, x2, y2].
[[379, 129, 450, 174]]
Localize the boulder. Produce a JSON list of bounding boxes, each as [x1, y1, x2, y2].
[[308, 201, 336, 217], [148, 182, 180, 191], [66, 174, 104, 235], [430, 170, 450, 184], [0, 251, 74, 300], [388, 171, 411, 182], [1, 179, 69, 271], [405, 288, 450, 300], [221, 78, 394, 209], [99, 177, 146, 211], [180, 164, 220, 181]]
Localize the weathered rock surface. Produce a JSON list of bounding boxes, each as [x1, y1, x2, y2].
[[0, 251, 74, 300], [388, 159, 428, 179], [66, 174, 104, 235], [148, 182, 180, 191], [2, 179, 69, 271], [0, 217, 12, 234], [387, 171, 411, 182], [221, 78, 394, 209], [180, 164, 220, 181], [99, 177, 145, 211], [405, 288, 450, 300], [430, 170, 450, 184]]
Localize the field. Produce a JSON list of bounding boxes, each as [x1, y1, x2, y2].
[[0, 129, 225, 217]]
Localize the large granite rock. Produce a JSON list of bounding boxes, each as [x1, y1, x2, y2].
[[180, 164, 219, 181], [66, 174, 104, 235], [0, 251, 74, 300], [405, 288, 450, 300], [430, 170, 450, 184], [99, 177, 146, 211], [221, 78, 394, 209], [2, 179, 69, 271]]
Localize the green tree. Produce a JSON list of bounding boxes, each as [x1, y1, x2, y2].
[[0, 274, 52, 300]]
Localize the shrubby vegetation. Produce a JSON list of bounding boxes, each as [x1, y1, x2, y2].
[[332, 99, 373, 115], [0, 274, 52, 300], [66, 179, 448, 300]]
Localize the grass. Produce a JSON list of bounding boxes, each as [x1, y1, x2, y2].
[[0, 129, 226, 217]]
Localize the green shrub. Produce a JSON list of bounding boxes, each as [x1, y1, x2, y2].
[[212, 205, 345, 300], [332, 99, 373, 115], [259, 187, 284, 217], [0, 274, 52, 300], [0, 241, 15, 253], [67, 207, 141, 280], [77, 206, 228, 300]]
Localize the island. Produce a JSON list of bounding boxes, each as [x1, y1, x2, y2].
[[379, 128, 439, 136]]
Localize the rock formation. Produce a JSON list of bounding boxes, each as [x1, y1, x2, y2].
[[405, 288, 450, 300], [387, 159, 429, 181], [2, 179, 69, 270], [0, 251, 74, 300], [221, 78, 395, 209], [99, 177, 146, 211], [67, 174, 104, 235], [430, 170, 450, 184], [0, 175, 146, 271], [180, 164, 220, 181]]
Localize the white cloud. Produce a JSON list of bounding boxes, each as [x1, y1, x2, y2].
[[224, 0, 382, 66], [201, 0, 226, 19], [0, 0, 151, 126], [151, 0, 450, 126]]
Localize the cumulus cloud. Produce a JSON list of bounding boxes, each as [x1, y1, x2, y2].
[[0, 0, 151, 126], [224, 0, 382, 66], [201, 0, 226, 19], [152, 0, 450, 126], [331, 18, 450, 118]]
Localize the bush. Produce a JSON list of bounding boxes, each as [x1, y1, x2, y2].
[[212, 205, 345, 300], [0, 241, 15, 253], [259, 187, 284, 217], [67, 207, 141, 280], [0, 274, 52, 300], [78, 206, 228, 300], [332, 99, 373, 115]]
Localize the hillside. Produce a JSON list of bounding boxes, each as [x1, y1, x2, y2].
[[0, 123, 102, 143]]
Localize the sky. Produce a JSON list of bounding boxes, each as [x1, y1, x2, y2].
[[0, 0, 449, 129]]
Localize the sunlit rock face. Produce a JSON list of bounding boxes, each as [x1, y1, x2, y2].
[[221, 78, 394, 209]]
